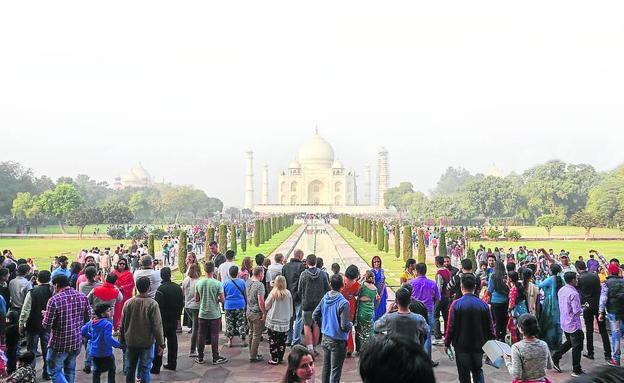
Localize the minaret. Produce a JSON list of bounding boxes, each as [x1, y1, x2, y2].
[[364, 163, 371, 205], [377, 148, 389, 207], [261, 164, 269, 205], [244, 150, 254, 210]]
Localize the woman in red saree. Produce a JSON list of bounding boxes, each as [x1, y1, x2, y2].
[[341, 265, 360, 356], [111, 258, 135, 331]]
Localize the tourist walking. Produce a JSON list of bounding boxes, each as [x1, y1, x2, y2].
[[313, 274, 352, 383], [576, 261, 611, 362], [153, 267, 184, 372], [503, 313, 553, 383], [444, 273, 495, 383], [265, 275, 293, 365], [370, 256, 387, 321], [133, 256, 161, 299], [340, 265, 360, 356], [409, 263, 440, 360], [43, 275, 91, 383], [488, 260, 509, 342], [81, 303, 122, 383], [355, 271, 378, 353], [223, 265, 248, 348], [182, 263, 201, 356], [246, 266, 266, 362], [507, 271, 528, 343], [433, 256, 451, 343], [282, 345, 315, 383], [373, 286, 429, 346], [18, 270, 52, 380], [599, 262, 624, 366], [217, 250, 236, 283], [110, 260, 134, 333], [448, 258, 475, 300], [552, 271, 585, 377], [88, 274, 122, 318], [538, 264, 563, 351], [282, 249, 305, 346], [194, 261, 228, 365], [120, 276, 165, 383], [298, 254, 330, 354]]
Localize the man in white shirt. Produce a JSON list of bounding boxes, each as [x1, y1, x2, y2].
[[217, 250, 237, 283], [266, 253, 285, 285], [133, 255, 162, 298], [560, 254, 578, 274]]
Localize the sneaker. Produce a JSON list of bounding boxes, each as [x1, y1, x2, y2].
[[268, 359, 279, 365], [571, 370, 585, 377], [195, 357, 205, 364], [608, 359, 620, 367], [250, 355, 264, 363], [582, 352, 594, 360], [552, 360, 562, 373], [83, 366, 91, 374], [213, 356, 228, 365], [189, 351, 198, 357]]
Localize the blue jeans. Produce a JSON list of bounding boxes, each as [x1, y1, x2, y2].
[[46, 349, 80, 383], [84, 339, 93, 369], [288, 303, 303, 345], [26, 330, 49, 370], [608, 313, 624, 362], [125, 346, 154, 383], [425, 310, 434, 356]]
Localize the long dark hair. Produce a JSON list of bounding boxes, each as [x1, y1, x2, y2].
[[550, 264, 564, 292], [521, 267, 533, 300], [283, 345, 314, 383], [508, 271, 525, 302], [493, 260, 509, 294]]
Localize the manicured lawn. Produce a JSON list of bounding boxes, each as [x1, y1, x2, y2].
[[471, 240, 624, 262], [333, 225, 435, 289], [0, 224, 108, 235], [508, 226, 623, 238]]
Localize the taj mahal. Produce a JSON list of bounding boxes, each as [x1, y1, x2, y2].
[[248, 133, 389, 214]]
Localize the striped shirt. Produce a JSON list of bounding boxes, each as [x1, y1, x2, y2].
[[43, 288, 90, 352]]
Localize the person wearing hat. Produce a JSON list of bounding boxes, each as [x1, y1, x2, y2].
[[599, 263, 624, 367]]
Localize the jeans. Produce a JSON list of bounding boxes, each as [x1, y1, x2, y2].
[[424, 310, 434, 356], [247, 312, 264, 359], [607, 313, 624, 362], [491, 302, 509, 342], [197, 318, 221, 361], [553, 330, 584, 374], [583, 309, 611, 358], [93, 355, 116, 383], [321, 338, 347, 383], [26, 330, 49, 370], [153, 324, 178, 370], [46, 348, 80, 383], [125, 347, 152, 383], [455, 351, 485, 383], [434, 297, 450, 339], [288, 303, 303, 345], [84, 339, 93, 369], [185, 308, 199, 353]]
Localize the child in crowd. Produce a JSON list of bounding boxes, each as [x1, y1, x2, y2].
[[81, 303, 122, 383], [6, 351, 36, 383], [5, 311, 19, 374]]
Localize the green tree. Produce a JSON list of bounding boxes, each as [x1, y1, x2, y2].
[[465, 176, 520, 223], [178, 231, 188, 273], [372, 221, 377, 245], [218, 224, 227, 253], [586, 166, 624, 222], [148, 234, 155, 257], [100, 202, 134, 224], [37, 183, 84, 233], [402, 225, 412, 261], [230, 224, 237, 254], [417, 228, 425, 263], [0, 161, 36, 218], [206, 226, 215, 243], [384, 231, 389, 253], [433, 167, 476, 196], [11, 192, 42, 232], [570, 210, 605, 239], [438, 230, 447, 257], [394, 226, 401, 259], [241, 223, 247, 252], [254, 220, 261, 247], [536, 214, 564, 236], [377, 221, 384, 251], [384, 182, 415, 210], [67, 206, 103, 239]]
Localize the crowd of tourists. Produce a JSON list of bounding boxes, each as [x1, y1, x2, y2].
[[1, 237, 624, 383]]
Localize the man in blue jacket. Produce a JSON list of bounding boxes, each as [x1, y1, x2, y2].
[[313, 274, 352, 383]]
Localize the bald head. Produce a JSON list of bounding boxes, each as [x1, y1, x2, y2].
[[293, 249, 304, 260]]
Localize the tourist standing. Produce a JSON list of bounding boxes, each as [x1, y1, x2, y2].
[[445, 273, 495, 383], [265, 275, 293, 365], [194, 261, 228, 365], [182, 263, 201, 357], [246, 266, 266, 362], [50, 256, 70, 280], [267, 253, 285, 285], [409, 263, 440, 361], [223, 265, 248, 348], [120, 276, 165, 383], [207, 241, 226, 269], [9, 264, 32, 314], [133, 256, 161, 299], [43, 275, 91, 383], [370, 256, 387, 321], [355, 271, 378, 353], [433, 256, 451, 343], [110, 260, 134, 333], [599, 263, 624, 366], [238, 256, 253, 281], [282, 249, 305, 346], [399, 259, 417, 284], [18, 270, 52, 380], [373, 287, 429, 346], [538, 264, 563, 351], [503, 313, 553, 383], [552, 271, 585, 377], [340, 265, 360, 356], [153, 267, 184, 372], [81, 303, 122, 383], [488, 260, 509, 342], [576, 261, 611, 362], [282, 345, 315, 383], [298, 254, 330, 354], [217, 250, 236, 283], [313, 274, 352, 383], [522, 268, 540, 316], [507, 271, 528, 343]]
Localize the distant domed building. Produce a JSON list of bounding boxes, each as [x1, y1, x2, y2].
[[113, 164, 153, 189]]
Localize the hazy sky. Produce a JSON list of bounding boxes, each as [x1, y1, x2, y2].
[[2, 1, 623, 207]]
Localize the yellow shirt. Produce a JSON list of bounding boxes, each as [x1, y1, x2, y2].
[[400, 270, 417, 284]]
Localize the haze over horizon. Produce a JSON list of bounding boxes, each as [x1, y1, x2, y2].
[[2, 1, 623, 206]]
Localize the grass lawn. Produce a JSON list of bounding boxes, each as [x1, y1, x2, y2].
[[471, 240, 624, 262], [0, 224, 107, 235], [333, 225, 435, 290], [508, 226, 624, 238]]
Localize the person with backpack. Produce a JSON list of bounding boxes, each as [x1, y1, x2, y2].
[[599, 263, 624, 367], [433, 256, 451, 345], [81, 303, 122, 383], [298, 254, 330, 354]]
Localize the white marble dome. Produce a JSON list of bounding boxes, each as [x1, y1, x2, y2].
[[332, 159, 343, 168], [297, 133, 334, 169], [288, 159, 301, 169]]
